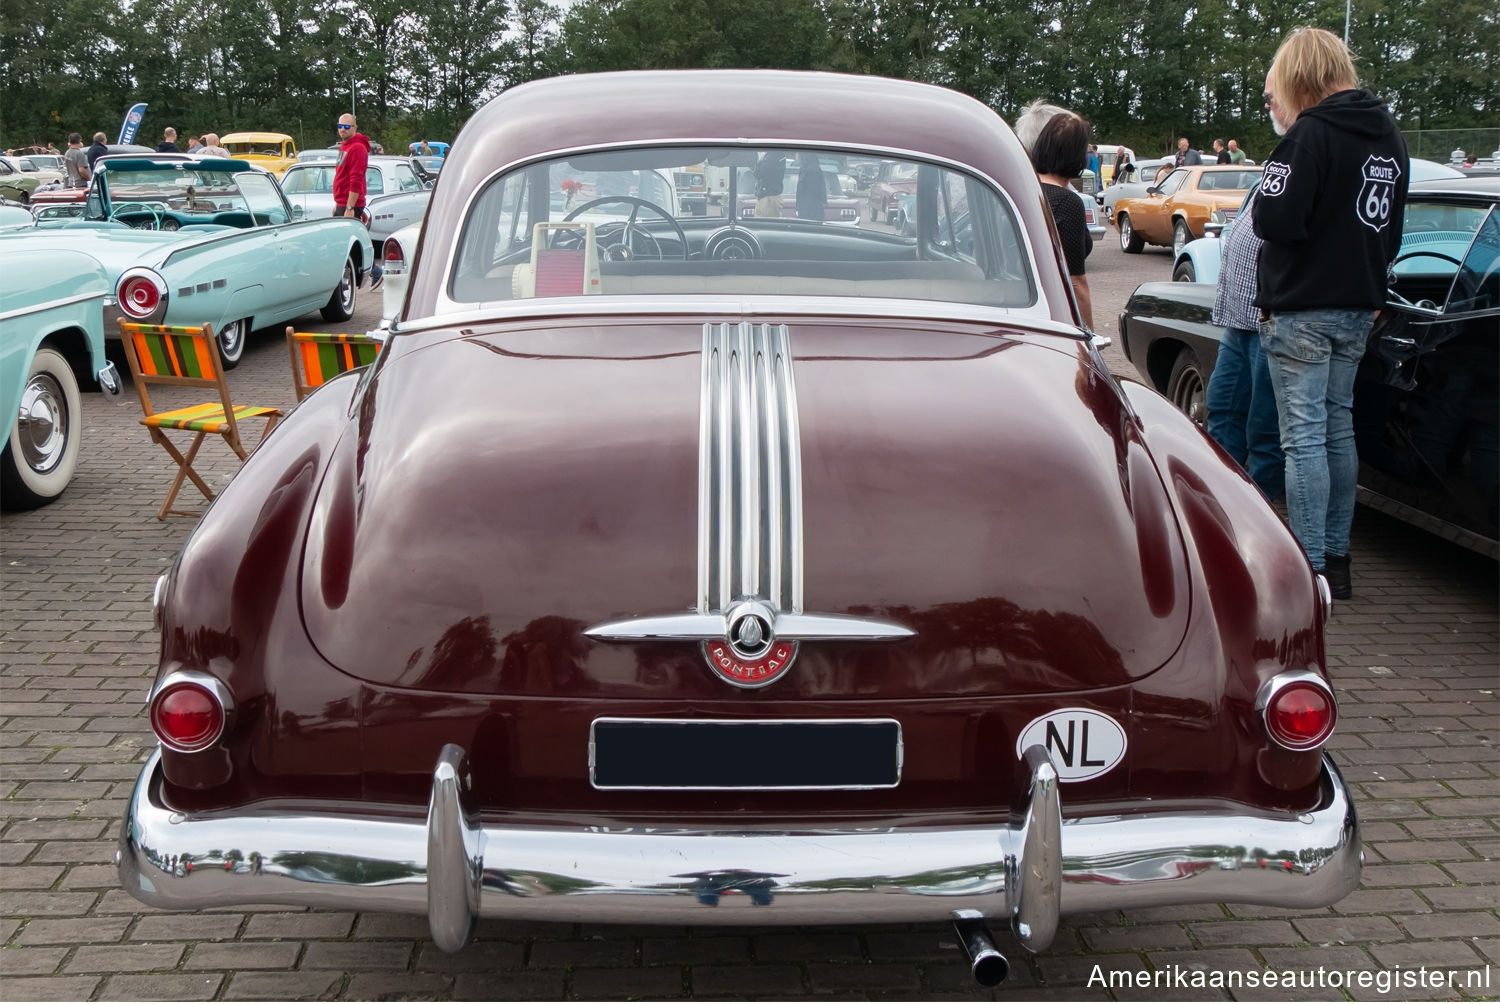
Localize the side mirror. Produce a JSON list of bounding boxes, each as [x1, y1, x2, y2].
[[1146, 187, 1160, 196], [291, 205, 305, 220]]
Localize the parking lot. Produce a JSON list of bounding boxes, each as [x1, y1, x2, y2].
[[2, 233, 1496, 1001]]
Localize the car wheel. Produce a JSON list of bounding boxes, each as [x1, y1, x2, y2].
[[320, 255, 356, 322], [1119, 213, 1144, 253], [216, 318, 248, 370], [1167, 345, 1207, 428], [0, 347, 81, 510], [1172, 218, 1192, 257], [1173, 259, 1197, 282]]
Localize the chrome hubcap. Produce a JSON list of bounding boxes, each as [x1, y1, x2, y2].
[[220, 320, 244, 356], [17, 373, 67, 473], [341, 262, 355, 309]]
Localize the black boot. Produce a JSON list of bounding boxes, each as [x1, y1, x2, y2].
[[1323, 552, 1352, 600]]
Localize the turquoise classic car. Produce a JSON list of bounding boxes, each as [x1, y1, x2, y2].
[[0, 249, 122, 509], [0, 157, 374, 368]]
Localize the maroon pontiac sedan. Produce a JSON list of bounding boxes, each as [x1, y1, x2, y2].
[[119, 70, 1359, 986]]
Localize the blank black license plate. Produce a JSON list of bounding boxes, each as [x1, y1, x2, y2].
[[590, 718, 902, 790]]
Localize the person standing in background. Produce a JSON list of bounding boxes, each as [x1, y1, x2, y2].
[[333, 112, 382, 288], [63, 133, 89, 187], [1213, 138, 1231, 163], [198, 133, 229, 158], [85, 132, 108, 171], [1112, 146, 1130, 185], [1253, 27, 1408, 599], [1228, 139, 1248, 164], [1175, 137, 1203, 166], [754, 152, 786, 219], [157, 127, 180, 153], [1205, 187, 1283, 501], [794, 152, 827, 221], [1015, 102, 1094, 329]]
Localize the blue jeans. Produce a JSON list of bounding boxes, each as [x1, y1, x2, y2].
[[1260, 309, 1375, 565], [1205, 327, 1285, 501]]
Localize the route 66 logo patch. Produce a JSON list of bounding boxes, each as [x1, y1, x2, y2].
[[1356, 155, 1401, 232], [1261, 161, 1291, 197]]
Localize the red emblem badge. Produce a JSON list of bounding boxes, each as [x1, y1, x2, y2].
[[703, 640, 798, 687]]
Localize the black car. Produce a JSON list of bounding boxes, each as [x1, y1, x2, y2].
[[1119, 177, 1500, 558]]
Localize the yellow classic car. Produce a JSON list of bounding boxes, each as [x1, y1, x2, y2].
[[218, 133, 298, 177], [1114, 164, 1263, 256]]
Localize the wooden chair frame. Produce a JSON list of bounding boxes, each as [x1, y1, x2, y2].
[[118, 320, 281, 519]]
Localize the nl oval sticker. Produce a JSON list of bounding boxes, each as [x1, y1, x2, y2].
[[1015, 708, 1127, 782]]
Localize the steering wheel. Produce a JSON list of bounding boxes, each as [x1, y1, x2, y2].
[[1393, 249, 1463, 268], [563, 196, 688, 261], [108, 202, 163, 230]]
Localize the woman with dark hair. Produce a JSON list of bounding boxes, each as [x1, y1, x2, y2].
[[1029, 111, 1094, 328]]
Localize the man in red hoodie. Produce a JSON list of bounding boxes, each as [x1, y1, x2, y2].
[[333, 112, 382, 288]]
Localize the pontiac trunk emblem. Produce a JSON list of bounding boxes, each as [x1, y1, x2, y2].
[[582, 323, 914, 689], [706, 601, 798, 687]]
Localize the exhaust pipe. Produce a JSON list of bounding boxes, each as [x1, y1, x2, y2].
[[952, 914, 1009, 987]]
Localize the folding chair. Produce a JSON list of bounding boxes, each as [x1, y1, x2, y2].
[[285, 327, 384, 402], [118, 321, 282, 520]]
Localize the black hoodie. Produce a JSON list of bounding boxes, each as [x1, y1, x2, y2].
[[1253, 89, 1408, 312]]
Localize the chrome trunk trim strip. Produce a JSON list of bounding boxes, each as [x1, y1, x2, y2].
[[588, 321, 912, 657], [698, 321, 800, 615]]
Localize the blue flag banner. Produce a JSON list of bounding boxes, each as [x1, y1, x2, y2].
[[118, 103, 148, 145]]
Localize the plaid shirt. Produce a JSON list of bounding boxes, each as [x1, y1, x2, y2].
[[1212, 190, 1262, 331]]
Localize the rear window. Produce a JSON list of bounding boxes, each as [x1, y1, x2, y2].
[[1196, 169, 1262, 191], [450, 145, 1035, 308]]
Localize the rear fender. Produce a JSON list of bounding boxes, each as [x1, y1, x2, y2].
[[1120, 381, 1328, 799], [156, 377, 366, 794]]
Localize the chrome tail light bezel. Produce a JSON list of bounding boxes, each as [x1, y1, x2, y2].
[[148, 670, 235, 753], [116, 267, 169, 321], [1255, 669, 1338, 751]]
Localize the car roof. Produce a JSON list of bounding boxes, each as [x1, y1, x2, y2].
[[1410, 176, 1500, 199], [98, 156, 261, 173], [221, 132, 294, 144]]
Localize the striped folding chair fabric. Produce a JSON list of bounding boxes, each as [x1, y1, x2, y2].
[[118, 321, 282, 520], [286, 327, 384, 402]]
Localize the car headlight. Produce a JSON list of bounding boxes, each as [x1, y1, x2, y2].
[[1210, 209, 1226, 224]]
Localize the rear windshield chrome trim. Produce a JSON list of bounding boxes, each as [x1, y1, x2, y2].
[[395, 296, 1083, 340], [433, 138, 1051, 317]]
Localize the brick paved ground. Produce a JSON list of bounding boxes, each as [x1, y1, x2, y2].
[[2, 237, 1496, 1001]]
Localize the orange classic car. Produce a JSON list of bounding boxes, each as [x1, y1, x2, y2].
[[1114, 164, 1262, 256]]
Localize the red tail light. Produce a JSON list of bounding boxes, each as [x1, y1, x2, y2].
[[149, 673, 233, 752], [117, 270, 165, 319], [383, 238, 403, 263], [1257, 671, 1336, 751]]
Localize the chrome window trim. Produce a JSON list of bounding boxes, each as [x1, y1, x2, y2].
[[148, 670, 235, 753], [433, 138, 1052, 318], [391, 295, 1083, 341], [587, 717, 904, 791], [1254, 668, 1337, 751]]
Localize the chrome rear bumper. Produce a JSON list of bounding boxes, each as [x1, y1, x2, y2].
[[118, 747, 1359, 952]]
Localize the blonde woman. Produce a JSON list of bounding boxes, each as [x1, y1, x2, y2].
[[1252, 27, 1408, 599]]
